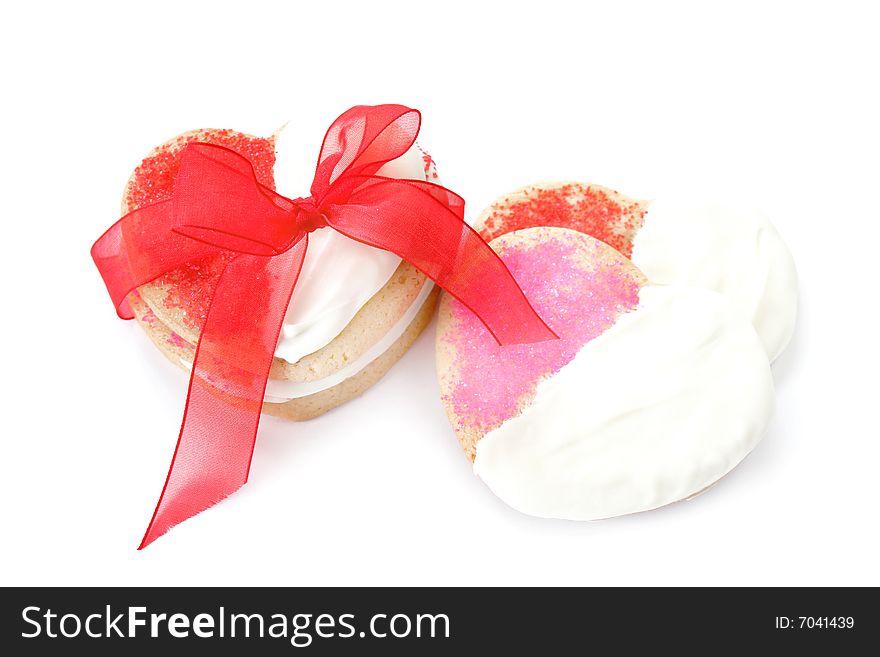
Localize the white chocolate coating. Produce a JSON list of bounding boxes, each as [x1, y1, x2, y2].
[[473, 285, 775, 520], [633, 198, 798, 362]]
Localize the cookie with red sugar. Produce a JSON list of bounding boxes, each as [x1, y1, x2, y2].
[[476, 182, 649, 258], [473, 182, 797, 362], [125, 126, 439, 420], [436, 226, 774, 520]]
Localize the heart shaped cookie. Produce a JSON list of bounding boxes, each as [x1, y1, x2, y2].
[[437, 226, 774, 519], [124, 126, 439, 420]]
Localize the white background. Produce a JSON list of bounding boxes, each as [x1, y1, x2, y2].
[[2, 0, 878, 586]]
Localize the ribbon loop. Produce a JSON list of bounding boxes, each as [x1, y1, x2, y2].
[[91, 105, 557, 548], [311, 105, 420, 195]]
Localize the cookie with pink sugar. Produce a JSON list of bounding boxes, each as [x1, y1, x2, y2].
[[473, 182, 797, 362], [436, 226, 775, 520]]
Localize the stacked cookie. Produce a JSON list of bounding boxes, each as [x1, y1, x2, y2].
[[437, 183, 797, 519], [123, 126, 439, 420]]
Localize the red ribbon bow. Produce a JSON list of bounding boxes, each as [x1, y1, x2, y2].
[[92, 105, 556, 548]]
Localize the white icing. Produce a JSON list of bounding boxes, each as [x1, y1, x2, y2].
[[473, 285, 775, 520], [632, 197, 798, 362], [178, 279, 434, 403], [270, 127, 437, 365], [263, 280, 434, 402]]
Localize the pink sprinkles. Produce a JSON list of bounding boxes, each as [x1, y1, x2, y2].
[[443, 233, 642, 435], [166, 332, 190, 349]]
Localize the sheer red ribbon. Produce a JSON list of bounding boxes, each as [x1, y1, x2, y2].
[[92, 105, 556, 548]]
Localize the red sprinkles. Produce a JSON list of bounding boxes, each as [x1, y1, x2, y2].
[[479, 184, 647, 258], [125, 129, 277, 330]]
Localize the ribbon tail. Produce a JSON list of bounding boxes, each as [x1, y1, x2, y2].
[[327, 180, 558, 345], [139, 240, 307, 548]]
